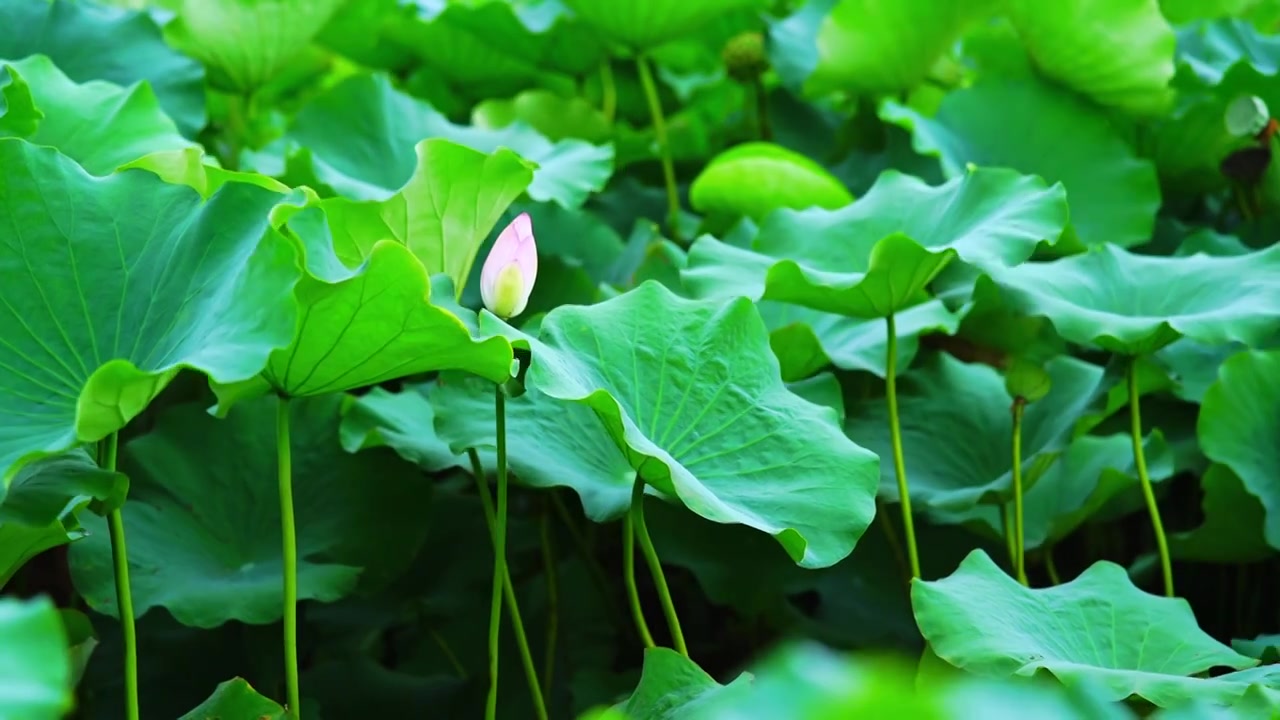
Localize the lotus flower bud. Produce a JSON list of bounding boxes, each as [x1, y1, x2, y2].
[[480, 212, 538, 319]]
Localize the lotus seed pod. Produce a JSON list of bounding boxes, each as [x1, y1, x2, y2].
[[1005, 357, 1052, 403], [722, 32, 767, 83], [480, 212, 538, 319]]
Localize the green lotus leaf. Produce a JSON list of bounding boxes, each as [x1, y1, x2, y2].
[[482, 280, 881, 569], [0, 138, 301, 483], [0, 55, 196, 174], [681, 167, 1068, 318], [1169, 464, 1271, 563], [1175, 18, 1280, 86], [561, 0, 769, 50], [0, 0, 205, 135], [0, 596, 72, 719], [472, 89, 612, 144], [179, 678, 285, 720], [1197, 349, 1280, 551], [68, 394, 430, 628], [986, 244, 1280, 355], [1234, 634, 1280, 664], [119, 147, 293, 199], [616, 648, 752, 718], [689, 142, 853, 221], [0, 59, 38, 135], [163, 0, 347, 93], [761, 299, 962, 382], [846, 354, 1104, 513], [913, 550, 1260, 707], [1162, 0, 1266, 23], [881, 77, 1161, 250], [1005, 0, 1176, 116], [771, 0, 1000, 95], [254, 73, 612, 209], [339, 383, 468, 473]]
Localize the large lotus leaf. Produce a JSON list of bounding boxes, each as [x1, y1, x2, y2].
[[179, 678, 286, 720], [0, 139, 301, 482], [431, 373, 636, 522], [257, 73, 612, 209], [484, 280, 881, 569], [689, 142, 853, 221], [0, 55, 196, 174], [615, 649, 753, 719], [1174, 18, 1280, 85], [472, 89, 612, 144], [0, 597, 72, 719], [881, 78, 1160, 250], [0, 0, 205, 135], [1004, 0, 1176, 116], [986, 244, 1280, 355], [760, 298, 962, 382], [560, 0, 769, 50], [68, 394, 431, 628], [339, 383, 467, 473], [163, 0, 346, 93], [259, 186, 521, 397], [913, 550, 1260, 707], [845, 354, 1104, 513], [1169, 464, 1271, 563], [681, 167, 1068, 319], [1197, 349, 1280, 550]]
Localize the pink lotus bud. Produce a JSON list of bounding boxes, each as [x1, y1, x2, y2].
[[480, 212, 538, 319]]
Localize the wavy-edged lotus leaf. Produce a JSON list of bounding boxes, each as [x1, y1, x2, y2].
[[481, 280, 881, 569], [561, 0, 769, 50], [0, 61, 38, 135], [431, 373, 635, 522], [178, 678, 285, 720], [1005, 0, 1176, 116], [1234, 634, 1280, 664], [257, 73, 612, 209], [773, 0, 1000, 96], [913, 550, 1260, 707], [221, 139, 530, 403], [0, 596, 72, 719], [0, 0, 206, 135], [681, 167, 1068, 319], [473, 89, 612, 143], [1174, 17, 1280, 86], [163, 0, 346, 93], [1197, 350, 1280, 551], [689, 142, 853, 221], [0, 138, 301, 482], [339, 383, 467, 473], [120, 146, 294, 199], [1169, 464, 1271, 563], [881, 78, 1161, 250], [761, 299, 962, 382], [846, 354, 1104, 513], [0, 449, 128, 585], [987, 244, 1280, 355], [68, 394, 431, 628], [0, 55, 196, 175], [616, 648, 752, 718]]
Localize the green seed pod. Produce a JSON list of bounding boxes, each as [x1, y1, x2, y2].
[[722, 32, 767, 83], [1005, 357, 1052, 403]]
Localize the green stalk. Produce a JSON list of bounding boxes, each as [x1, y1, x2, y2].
[[1001, 503, 1017, 570], [1128, 357, 1175, 597], [277, 396, 301, 718], [1010, 397, 1028, 586], [1044, 545, 1062, 586], [635, 53, 682, 243], [600, 60, 617, 124], [472, 399, 549, 720], [539, 505, 559, 699], [101, 433, 139, 720], [622, 488, 656, 650], [885, 313, 922, 579], [630, 478, 688, 657]]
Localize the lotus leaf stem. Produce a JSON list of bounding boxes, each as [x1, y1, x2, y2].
[[1045, 546, 1062, 586], [1011, 396, 1028, 586], [102, 433, 139, 720], [539, 504, 559, 698], [276, 396, 302, 718], [471, 397, 549, 720], [630, 478, 688, 657], [885, 313, 922, 579], [1128, 358, 1175, 597], [600, 60, 617, 124], [1001, 503, 1016, 570], [635, 53, 682, 243], [623, 487, 656, 650]]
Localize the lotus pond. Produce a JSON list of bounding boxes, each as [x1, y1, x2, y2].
[[4, 0, 1280, 718]]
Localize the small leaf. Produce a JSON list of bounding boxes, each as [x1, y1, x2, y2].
[[0, 597, 73, 719], [618, 648, 752, 719], [179, 678, 286, 720]]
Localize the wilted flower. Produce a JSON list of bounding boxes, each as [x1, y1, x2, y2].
[[480, 212, 538, 319]]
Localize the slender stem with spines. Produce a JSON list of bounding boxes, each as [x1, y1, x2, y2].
[[467, 446, 548, 720], [885, 313, 922, 579], [630, 478, 688, 657], [1011, 397, 1028, 586], [277, 396, 302, 718], [1128, 357, 1175, 597], [634, 53, 682, 243], [623, 484, 656, 650], [101, 433, 139, 720]]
